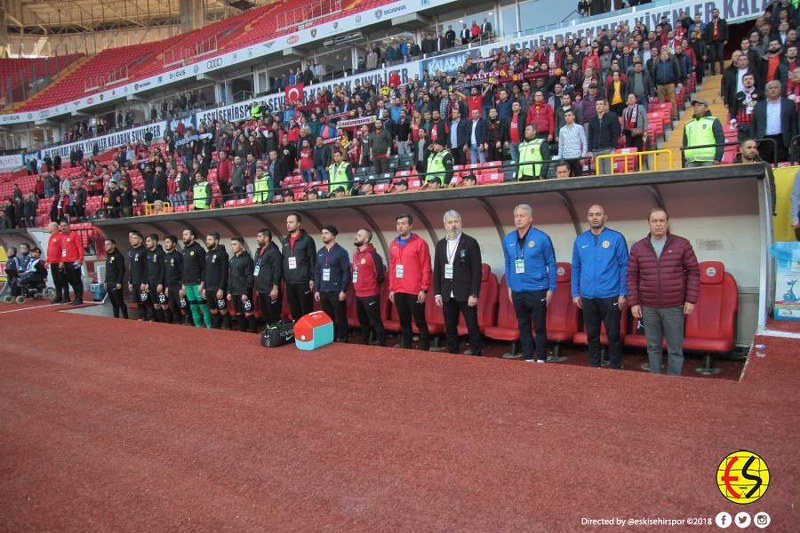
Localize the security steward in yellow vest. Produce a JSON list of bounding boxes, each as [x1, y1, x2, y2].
[[425, 139, 454, 185], [518, 124, 551, 180], [253, 165, 273, 204], [250, 102, 263, 120], [682, 98, 724, 167], [192, 172, 211, 210], [327, 150, 354, 195]]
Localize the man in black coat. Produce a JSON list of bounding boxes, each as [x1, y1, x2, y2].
[[282, 213, 317, 320], [254, 228, 283, 325], [433, 210, 483, 356], [704, 7, 729, 75], [448, 109, 470, 165], [751, 79, 798, 163]]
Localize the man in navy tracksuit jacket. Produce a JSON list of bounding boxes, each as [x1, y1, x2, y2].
[[502, 204, 557, 362], [570, 204, 629, 369], [314, 224, 351, 342]]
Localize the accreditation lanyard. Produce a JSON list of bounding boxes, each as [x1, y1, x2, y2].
[[515, 227, 531, 274], [445, 235, 460, 280], [395, 236, 412, 279], [322, 246, 333, 282]]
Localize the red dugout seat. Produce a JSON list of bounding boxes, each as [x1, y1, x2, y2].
[[545, 263, 580, 361], [484, 275, 521, 358], [457, 264, 499, 335], [685, 261, 738, 375]]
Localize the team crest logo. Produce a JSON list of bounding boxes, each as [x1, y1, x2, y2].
[[557, 266, 565, 276], [706, 266, 717, 277], [212, 255, 217, 262], [602, 240, 610, 248], [190, 251, 195, 256], [528, 241, 535, 248], [360, 258, 366, 264]]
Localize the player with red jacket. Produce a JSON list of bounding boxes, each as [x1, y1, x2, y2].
[[388, 214, 432, 351], [352, 228, 386, 346], [58, 219, 85, 304]]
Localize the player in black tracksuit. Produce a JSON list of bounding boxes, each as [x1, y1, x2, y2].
[[204, 232, 230, 329], [228, 236, 256, 332], [181, 228, 211, 329], [254, 228, 283, 324], [144, 234, 166, 322], [127, 231, 148, 320], [162, 235, 184, 324], [282, 213, 316, 320], [103, 238, 128, 319]]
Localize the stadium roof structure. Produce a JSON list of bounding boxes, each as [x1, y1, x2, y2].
[[3, 0, 256, 35]]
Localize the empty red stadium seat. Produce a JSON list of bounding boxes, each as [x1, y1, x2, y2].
[[457, 264, 499, 335], [546, 263, 580, 360], [484, 275, 521, 357], [685, 261, 739, 374]]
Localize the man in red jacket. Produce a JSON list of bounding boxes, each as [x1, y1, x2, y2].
[[58, 219, 85, 305], [216, 150, 233, 200], [46, 221, 68, 303], [627, 208, 700, 375], [525, 90, 554, 143], [388, 214, 432, 351], [352, 228, 386, 346]]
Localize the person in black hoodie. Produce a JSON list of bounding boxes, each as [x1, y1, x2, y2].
[[162, 235, 184, 324], [204, 232, 230, 329], [144, 234, 166, 322], [127, 231, 148, 320], [104, 239, 128, 319], [282, 212, 316, 320], [228, 236, 257, 332], [181, 228, 212, 329], [254, 228, 283, 325], [314, 225, 350, 342]]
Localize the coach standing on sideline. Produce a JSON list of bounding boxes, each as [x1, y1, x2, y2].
[[571, 204, 629, 369], [388, 213, 432, 351], [628, 208, 700, 375], [282, 212, 316, 320], [103, 239, 128, 319], [47, 221, 68, 303], [59, 219, 84, 305], [433, 210, 483, 356], [254, 228, 282, 325], [502, 204, 556, 363], [314, 225, 350, 342], [352, 229, 386, 346]]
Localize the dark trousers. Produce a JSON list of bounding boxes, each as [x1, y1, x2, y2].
[[356, 294, 385, 345], [167, 285, 183, 323], [51, 264, 69, 301], [582, 296, 622, 368], [394, 292, 430, 350], [758, 134, 788, 164], [512, 290, 548, 360], [708, 40, 725, 74], [320, 291, 348, 341], [107, 287, 128, 318], [443, 298, 481, 354], [258, 291, 281, 324], [451, 147, 466, 165], [563, 158, 583, 177], [286, 282, 313, 320], [64, 262, 84, 302], [218, 180, 231, 200], [374, 156, 389, 174]]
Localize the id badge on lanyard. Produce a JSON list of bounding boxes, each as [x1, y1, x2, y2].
[[253, 265, 260, 276], [352, 270, 358, 283], [395, 263, 404, 279], [515, 259, 525, 274], [322, 268, 331, 282], [444, 264, 454, 279], [288, 257, 297, 269]]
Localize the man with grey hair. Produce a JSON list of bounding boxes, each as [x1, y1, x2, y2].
[[501, 204, 557, 362], [433, 210, 483, 355], [752, 79, 797, 164]]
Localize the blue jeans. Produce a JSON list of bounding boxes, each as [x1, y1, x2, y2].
[[301, 169, 314, 183], [510, 143, 520, 163], [470, 144, 487, 165], [314, 166, 328, 182]]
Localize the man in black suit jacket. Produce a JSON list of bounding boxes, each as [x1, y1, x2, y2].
[[434, 210, 483, 356], [751, 80, 797, 163], [448, 109, 470, 165], [704, 7, 729, 75]]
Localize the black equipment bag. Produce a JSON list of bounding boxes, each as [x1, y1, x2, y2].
[[261, 320, 295, 347]]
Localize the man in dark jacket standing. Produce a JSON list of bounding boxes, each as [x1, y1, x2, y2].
[[254, 228, 282, 325], [282, 213, 316, 320], [704, 7, 728, 75], [228, 236, 257, 332], [104, 238, 128, 319], [627, 208, 700, 375], [433, 210, 482, 356], [204, 232, 230, 329], [128, 231, 148, 319], [314, 225, 350, 342], [370, 120, 394, 175], [181, 228, 212, 329], [587, 99, 620, 175]]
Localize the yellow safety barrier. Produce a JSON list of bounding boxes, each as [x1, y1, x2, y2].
[[144, 201, 172, 215], [594, 149, 674, 175]]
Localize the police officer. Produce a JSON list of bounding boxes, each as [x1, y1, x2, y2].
[[433, 210, 483, 356], [314, 225, 350, 342], [181, 228, 212, 329], [204, 231, 230, 329], [104, 238, 128, 319], [425, 139, 454, 185], [683, 98, 723, 167], [282, 212, 316, 320], [228, 236, 257, 332], [327, 150, 354, 194], [518, 124, 550, 180], [127, 231, 148, 320], [352, 228, 386, 346], [502, 204, 557, 362], [162, 234, 184, 324], [192, 171, 211, 210], [253, 165, 272, 204], [254, 228, 282, 325], [571, 204, 629, 369], [144, 234, 166, 322]]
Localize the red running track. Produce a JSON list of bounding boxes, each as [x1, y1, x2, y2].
[[0, 305, 798, 531]]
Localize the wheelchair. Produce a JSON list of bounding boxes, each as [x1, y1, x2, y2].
[[2, 272, 55, 304]]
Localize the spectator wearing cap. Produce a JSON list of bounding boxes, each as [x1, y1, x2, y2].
[[353, 176, 376, 196], [683, 98, 724, 167], [426, 139, 454, 185], [389, 179, 408, 193], [314, 225, 350, 342], [460, 173, 478, 187], [327, 150, 354, 195]]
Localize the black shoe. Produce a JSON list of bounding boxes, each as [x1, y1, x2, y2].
[[51, 298, 63, 304], [68, 299, 83, 305]]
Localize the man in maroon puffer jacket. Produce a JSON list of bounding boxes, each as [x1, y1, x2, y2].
[[627, 208, 700, 375]]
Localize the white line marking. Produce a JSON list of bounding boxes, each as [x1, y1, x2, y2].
[[757, 329, 800, 339], [0, 302, 98, 315]]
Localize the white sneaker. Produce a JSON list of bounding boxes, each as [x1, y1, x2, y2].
[[536, 359, 545, 363]]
